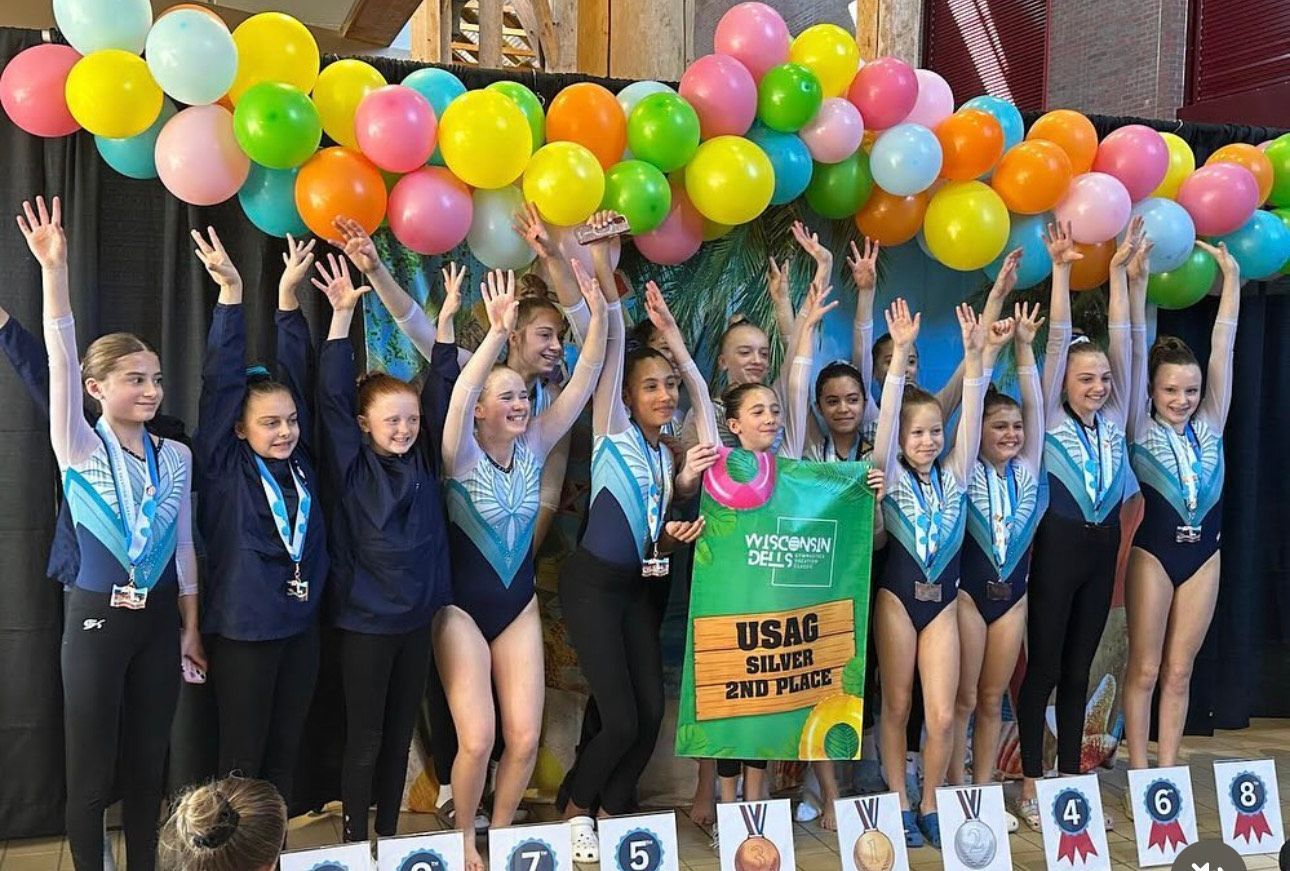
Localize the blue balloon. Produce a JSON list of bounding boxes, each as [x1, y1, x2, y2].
[[961, 96, 1024, 151], [870, 123, 942, 196], [746, 123, 812, 205], [1213, 209, 1290, 280], [402, 68, 466, 167], [94, 99, 176, 180], [238, 164, 308, 238], [1125, 198, 1195, 274], [985, 213, 1053, 289]]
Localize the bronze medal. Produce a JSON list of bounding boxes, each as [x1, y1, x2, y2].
[[734, 804, 780, 871], [986, 579, 1011, 601], [914, 581, 941, 603]]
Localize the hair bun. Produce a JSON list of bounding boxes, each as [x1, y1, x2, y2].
[[726, 313, 749, 328], [517, 273, 553, 301], [191, 794, 240, 850], [245, 364, 272, 384]]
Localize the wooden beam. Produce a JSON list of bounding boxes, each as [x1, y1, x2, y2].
[[345, 0, 425, 45], [577, 0, 608, 76], [510, 0, 545, 65], [609, 0, 684, 80], [856, 0, 879, 61], [478, 0, 505, 68], [410, 0, 451, 62]]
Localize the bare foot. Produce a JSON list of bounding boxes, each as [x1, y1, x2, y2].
[[689, 788, 716, 828], [818, 802, 837, 832], [464, 837, 486, 871]]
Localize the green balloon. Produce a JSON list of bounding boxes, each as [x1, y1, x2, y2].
[[1147, 245, 1218, 310], [487, 80, 545, 149], [757, 63, 823, 133], [627, 92, 700, 173], [1267, 134, 1290, 208], [805, 150, 872, 219], [601, 160, 672, 234], [233, 82, 322, 170]]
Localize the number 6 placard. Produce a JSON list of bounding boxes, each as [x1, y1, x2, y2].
[[488, 821, 573, 871], [1126, 766, 1197, 867], [597, 812, 680, 871]]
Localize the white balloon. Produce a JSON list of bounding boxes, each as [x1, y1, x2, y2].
[[54, 0, 152, 55]]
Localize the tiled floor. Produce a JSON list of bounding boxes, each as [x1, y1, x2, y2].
[[3, 719, 1287, 869]]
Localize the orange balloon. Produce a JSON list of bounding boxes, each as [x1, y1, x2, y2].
[[161, 3, 229, 27], [546, 82, 626, 170], [992, 140, 1073, 214], [1027, 109, 1099, 174], [1206, 143, 1274, 205], [855, 187, 929, 245], [1069, 239, 1115, 290], [295, 147, 387, 238], [935, 109, 1004, 181]]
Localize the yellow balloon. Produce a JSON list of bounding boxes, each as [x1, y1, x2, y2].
[[789, 24, 861, 98], [685, 136, 774, 225], [65, 50, 162, 139], [924, 180, 1010, 271], [312, 59, 386, 149], [523, 142, 605, 226], [229, 12, 320, 103], [1151, 132, 1195, 200], [441, 90, 533, 190]]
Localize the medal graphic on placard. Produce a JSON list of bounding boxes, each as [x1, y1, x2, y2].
[[1143, 779, 1188, 852], [953, 788, 997, 869], [1229, 771, 1274, 844], [733, 804, 780, 871], [615, 828, 665, 871], [1052, 788, 1098, 864], [308, 865, 348, 871], [507, 838, 557, 871], [850, 798, 894, 871], [397, 848, 448, 871]]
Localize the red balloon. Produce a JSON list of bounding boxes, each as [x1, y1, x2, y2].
[[0, 44, 81, 137], [295, 147, 387, 238]]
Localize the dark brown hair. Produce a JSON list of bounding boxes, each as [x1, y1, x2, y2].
[[1148, 335, 1199, 384], [983, 383, 1020, 417], [815, 360, 865, 404], [624, 346, 671, 383], [242, 367, 293, 419], [722, 382, 776, 423]]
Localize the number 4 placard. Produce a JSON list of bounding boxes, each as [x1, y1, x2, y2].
[[280, 842, 373, 871], [1125, 766, 1197, 867], [1034, 773, 1110, 871], [1213, 759, 1285, 856], [378, 830, 466, 871], [597, 812, 679, 871], [488, 821, 573, 871]]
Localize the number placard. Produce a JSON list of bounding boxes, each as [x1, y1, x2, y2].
[[1213, 759, 1285, 856], [715, 799, 795, 871], [833, 791, 910, 871], [280, 842, 373, 871], [487, 821, 572, 871], [596, 812, 679, 871], [1034, 773, 1110, 871], [933, 783, 1012, 871], [1125, 765, 1197, 867], [377, 830, 465, 871]]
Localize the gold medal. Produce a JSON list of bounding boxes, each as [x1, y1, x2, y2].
[[852, 830, 894, 871]]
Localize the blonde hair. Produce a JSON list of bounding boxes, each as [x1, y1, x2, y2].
[[158, 777, 286, 871]]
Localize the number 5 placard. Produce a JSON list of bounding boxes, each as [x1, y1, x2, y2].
[[1125, 766, 1197, 867], [488, 821, 573, 871], [597, 812, 679, 871]]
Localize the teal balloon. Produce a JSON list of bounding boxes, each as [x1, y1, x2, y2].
[[627, 92, 700, 173], [984, 213, 1052, 289], [961, 95, 1023, 151], [1147, 245, 1217, 310], [95, 99, 176, 180], [402, 68, 465, 166], [487, 80, 545, 149], [805, 150, 873, 219], [238, 164, 308, 238], [1274, 208, 1290, 273], [1212, 209, 1290, 280], [747, 123, 812, 205], [757, 63, 823, 133], [233, 82, 321, 169], [601, 160, 672, 234]]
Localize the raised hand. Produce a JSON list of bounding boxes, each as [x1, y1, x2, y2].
[[766, 256, 789, 306], [570, 258, 607, 315], [1043, 220, 1083, 267], [513, 201, 555, 260], [1127, 235, 1154, 283], [644, 280, 681, 337], [1013, 301, 1046, 345], [280, 234, 317, 290], [847, 236, 879, 292], [799, 283, 839, 329], [956, 302, 986, 355], [332, 216, 382, 274], [16, 195, 65, 269], [584, 210, 621, 267], [480, 268, 518, 332], [884, 297, 920, 348], [1195, 239, 1239, 278], [791, 219, 833, 279], [440, 262, 466, 322], [311, 252, 370, 311], [1111, 214, 1145, 269], [990, 248, 1023, 300], [192, 226, 241, 289], [985, 316, 1017, 351]]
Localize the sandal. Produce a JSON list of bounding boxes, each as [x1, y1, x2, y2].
[[1004, 810, 1019, 833], [902, 809, 924, 848], [569, 815, 599, 864], [918, 811, 942, 849], [1017, 798, 1042, 832]]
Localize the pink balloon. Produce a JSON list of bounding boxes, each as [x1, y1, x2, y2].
[[634, 183, 702, 265], [800, 97, 864, 164], [356, 85, 437, 174], [388, 167, 471, 255], [713, 2, 790, 82], [903, 69, 954, 129], [1176, 163, 1259, 236], [847, 56, 918, 131], [1091, 124, 1169, 201], [155, 105, 249, 206], [0, 44, 81, 137], [1054, 172, 1132, 243], [679, 54, 756, 139]]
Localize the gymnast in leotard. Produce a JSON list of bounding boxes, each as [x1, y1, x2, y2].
[[1123, 240, 1241, 772]]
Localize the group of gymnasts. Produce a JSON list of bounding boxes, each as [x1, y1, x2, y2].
[[8, 188, 1241, 870]]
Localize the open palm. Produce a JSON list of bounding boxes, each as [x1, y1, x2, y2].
[[17, 196, 65, 269]]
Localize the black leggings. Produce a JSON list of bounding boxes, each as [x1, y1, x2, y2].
[[1017, 514, 1120, 778], [209, 624, 320, 806], [62, 585, 180, 871], [717, 759, 767, 778], [559, 548, 665, 814], [339, 624, 432, 841]]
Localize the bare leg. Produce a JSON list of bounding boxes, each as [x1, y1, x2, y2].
[[814, 762, 840, 830], [973, 597, 1027, 785], [743, 765, 768, 802], [1123, 548, 1174, 770], [951, 592, 986, 785], [690, 759, 717, 826], [875, 590, 918, 810], [916, 602, 961, 817], [1155, 552, 1220, 766], [489, 598, 545, 827]]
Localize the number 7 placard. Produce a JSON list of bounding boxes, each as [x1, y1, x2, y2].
[[597, 812, 679, 871], [1125, 766, 1198, 867], [488, 821, 573, 871]]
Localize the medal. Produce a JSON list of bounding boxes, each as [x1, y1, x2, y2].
[[638, 425, 672, 579], [1161, 419, 1204, 541], [97, 420, 161, 610], [733, 804, 780, 871], [914, 581, 942, 603], [984, 460, 1017, 569], [1067, 405, 1114, 511], [1174, 525, 1201, 543], [953, 788, 997, 869], [254, 456, 312, 603], [986, 579, 1011, 601], [286, 562, 308, 602], [851, 798, 894, 871]]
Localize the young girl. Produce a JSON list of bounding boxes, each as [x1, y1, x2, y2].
[[1015, 218, 1146, 827], [158, 777, 287, 871], [437, 265, 607, 871], [871, 297, 1001, 847], [193, 228, 328, 809], [1123, 240, 1241, 771], [310, 252, 464, 842], [19, 195, 201, 871]]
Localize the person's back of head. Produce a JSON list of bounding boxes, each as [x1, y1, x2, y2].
[[158, 777, 286, 871]]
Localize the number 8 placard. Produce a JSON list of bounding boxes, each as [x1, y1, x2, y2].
[[597, 812, 680, 871], [1125, 766, 1197, 867], [1213, 759, 1285, 856], [488, 821, 573, 871]]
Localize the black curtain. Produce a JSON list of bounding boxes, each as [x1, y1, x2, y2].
[[1, 24, 1287, 837]]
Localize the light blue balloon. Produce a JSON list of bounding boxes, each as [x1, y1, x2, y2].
[[870, 123, 942, 196], [617, 80, 674, 118], [916, 227, 935, 259], [95, 99, 176, 180], [962, 96, 1023, 151], [1213, 210, 1290, 280], [747, 123, 812, 205], [985, 213, 1052, 289], [145, 10, 237, 106], [238, 164, 308, 238], [402, 68, 466, 167], [53, 0, 152, 55], [1125, 198, 1195, 273]]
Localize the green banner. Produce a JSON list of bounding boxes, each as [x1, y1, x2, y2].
[[676, 451, 875, 761]]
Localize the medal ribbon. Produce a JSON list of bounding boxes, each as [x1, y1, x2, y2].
[[1068, 406, 1114, 510], [906, 462, 944, 568], [635, 424, 672, 548], [1159, 418, 1202, 516], [825, 435, 862, 463], [1233, 810, 1273, 843], [96, 419, 160, 575], [854, 798, 879, 832], [984, 460, 1018, 569], [956, 788, 982, 821], [740, 803, 767, 836], [254, 456, 311, 566]]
